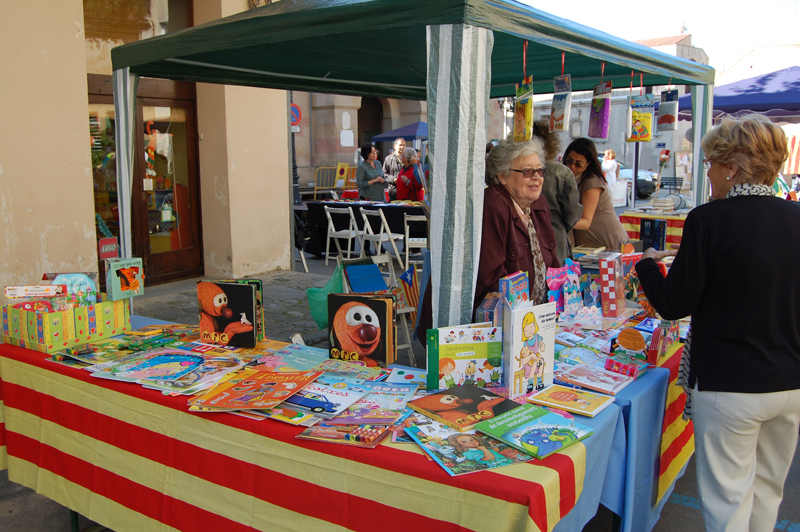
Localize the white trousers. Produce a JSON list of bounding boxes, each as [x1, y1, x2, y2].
[[692, 384, 800, 532]]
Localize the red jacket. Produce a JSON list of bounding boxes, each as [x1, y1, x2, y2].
[[396, 165, 424, 202]]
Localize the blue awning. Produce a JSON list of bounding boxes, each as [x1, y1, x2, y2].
[[372, 121, 428, 143]]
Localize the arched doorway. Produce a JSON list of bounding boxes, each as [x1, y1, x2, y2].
[[358, 97, 383, 151]]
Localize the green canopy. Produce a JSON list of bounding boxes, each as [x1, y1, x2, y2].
[[111, 0, 714, 99]]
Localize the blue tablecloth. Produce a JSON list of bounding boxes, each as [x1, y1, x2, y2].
[[612, 366, 672, 532]]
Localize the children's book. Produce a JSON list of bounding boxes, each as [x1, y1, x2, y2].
[[550, 74, 572, 132], [657, 89, 679, 131], [553, 362, 634, 396], [476, 403, 592, 460], [426, 325, 502, 391], [405, 421, 531, 475], [250, 343, 330, 372], [144, 355, 247, 395], [475, 292, 504, 328], [386, 365, 428, 389], [295, 422, 394, 448], [189, 369, 323, 412], [407, 384, 522, 432], [502, 300, 557, 400], [527, 384, 615, 417], [170, 340, 238, 356], [513, 75, 534, 142], [197, 280, 257, 348], [588, 80, 613, 139], [344, 264, 389, 293], [327, 382, 419, 425], [499, 270, 529, 308], [626, 94, 656, 143], [391, 409, 432, 443], [90, 348, 207, 383], [556, 346, 607, 367], [310, 358, 389, 381], [283, 376, 373, 419], [328, 293, 396, 368], [242, 405, 323, 427]]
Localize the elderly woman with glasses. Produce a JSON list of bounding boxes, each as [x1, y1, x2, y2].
[[475, 137, 559, 310], [563, 138, 629, 251], [636, 115, 800, 532]]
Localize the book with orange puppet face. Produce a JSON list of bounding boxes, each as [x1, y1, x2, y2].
[[327, 294, 396, 368]]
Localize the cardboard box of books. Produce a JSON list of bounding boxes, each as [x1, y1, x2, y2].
[[1, 298, 131, 354], [104, 257, 145, 301], [502, 299, 557, 400]]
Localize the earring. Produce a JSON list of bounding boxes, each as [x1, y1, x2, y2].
[[726, 176, 731, 181]]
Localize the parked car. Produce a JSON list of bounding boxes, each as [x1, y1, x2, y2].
[[599, 158, 659, 199]]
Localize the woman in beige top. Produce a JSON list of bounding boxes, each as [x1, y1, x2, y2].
[[563, 138, 629, 251]]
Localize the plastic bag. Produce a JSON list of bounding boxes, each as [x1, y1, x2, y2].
[[307, 264, 344, 329]]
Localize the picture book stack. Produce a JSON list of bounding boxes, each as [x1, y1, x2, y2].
[[407, 384, 521, 432], [528, 384, 615, 417]]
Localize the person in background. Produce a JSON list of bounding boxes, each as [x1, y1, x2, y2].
[[636, 114, 800, 532], [602, 149, 619, 188], [532, 121, 582, 264], [563, 138, 629, 251], [397, 147, 425, 202], [356, 143, 386, 202], [383, 138, 406, 200]]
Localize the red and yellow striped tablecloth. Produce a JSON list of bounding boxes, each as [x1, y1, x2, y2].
[[656, 344, 694, 502], [619, 213, 687, 251], [0, 344, 586, 532]]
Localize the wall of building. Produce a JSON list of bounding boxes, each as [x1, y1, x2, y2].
[[195, 0, 291, 277], [0, 0, 99, 306]]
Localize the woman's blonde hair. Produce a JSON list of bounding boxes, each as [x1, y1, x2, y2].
[[606, 149, 616, 159], [701, 114, 788, 186]]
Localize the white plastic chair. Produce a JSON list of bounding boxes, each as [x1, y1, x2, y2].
[[403, 213, 428, 270], [361, 208, 404, 268], [337, 254, 417, 367], [323, 205, 364, 266]]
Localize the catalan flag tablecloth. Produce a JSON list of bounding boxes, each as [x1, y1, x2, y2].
[[0, 342, 625, 532], [619, 213, 687, 251]]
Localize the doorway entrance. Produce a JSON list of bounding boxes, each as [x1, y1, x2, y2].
[[89, 75, 203, 287]]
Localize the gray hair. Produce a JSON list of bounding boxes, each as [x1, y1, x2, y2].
[[486, 136, 546, 185], [402, 147, 417, 162]]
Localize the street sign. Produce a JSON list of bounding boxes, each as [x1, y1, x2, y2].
[[290, 104, 302, 126], [656, 143, 666, 148], [291, 125, 301, 133]]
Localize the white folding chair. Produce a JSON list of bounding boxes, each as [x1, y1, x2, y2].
[[336, 254, 417, 367], [403, 213, 428, 270], [323, 205, 364, 266], [361, 208, 404, 268]]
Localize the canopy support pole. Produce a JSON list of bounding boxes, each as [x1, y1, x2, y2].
[[112, 68, 139, 259], [691, 84, 714, 206], [426, 24, 493, 328]]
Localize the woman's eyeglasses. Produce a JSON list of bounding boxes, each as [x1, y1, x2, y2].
[[703, 159, 712, 170], [510, 167, 546, 179], [563, 157, 585, 170]]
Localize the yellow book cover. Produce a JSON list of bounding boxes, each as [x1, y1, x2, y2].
[[527, 384, 615, 417]]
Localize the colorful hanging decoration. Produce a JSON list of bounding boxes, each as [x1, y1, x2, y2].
[[657, 90, 679, 131]]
